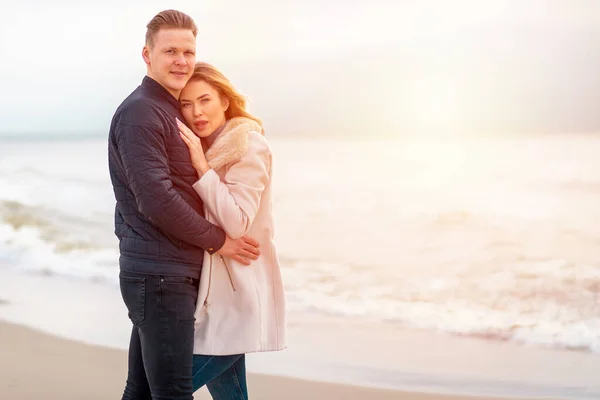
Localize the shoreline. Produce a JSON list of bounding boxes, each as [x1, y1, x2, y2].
[[1, 266, 599, 399], [1, 321, 551, 400]]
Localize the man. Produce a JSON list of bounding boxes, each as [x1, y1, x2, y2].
[[108, 10, 260, 400]]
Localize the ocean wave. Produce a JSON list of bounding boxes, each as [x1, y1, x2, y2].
[[278, 255, 600, 354], [0, 200, 110, 249], [0, 199, 119, 282], [0, 200, 50, 230], [433, 211, 475, 225], [559, 179, 600, 194]]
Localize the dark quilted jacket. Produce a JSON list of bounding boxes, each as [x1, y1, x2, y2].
[[108, 76, 225, 278]]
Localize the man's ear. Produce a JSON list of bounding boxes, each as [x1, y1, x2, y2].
[[142, 46, 151, 65]]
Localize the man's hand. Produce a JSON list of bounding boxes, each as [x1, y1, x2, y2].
[[217, 236, 260, 265]]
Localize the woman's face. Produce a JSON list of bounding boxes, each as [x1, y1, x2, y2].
[[179, 80, 229, 138]]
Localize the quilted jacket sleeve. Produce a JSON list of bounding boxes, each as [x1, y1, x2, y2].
[[192, 132, 271, 239], [115, 121, 225, 253]]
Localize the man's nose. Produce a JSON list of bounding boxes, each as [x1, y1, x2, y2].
[[175, 53, 186, 65]]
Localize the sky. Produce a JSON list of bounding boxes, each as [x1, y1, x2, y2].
[[1, 0, 600, 137]]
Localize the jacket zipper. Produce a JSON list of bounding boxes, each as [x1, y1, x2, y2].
[[221, 256, 236, 292], [202, 255, 213, 314]]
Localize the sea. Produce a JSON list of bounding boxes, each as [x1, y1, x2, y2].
[[1, 134, 600, 354]]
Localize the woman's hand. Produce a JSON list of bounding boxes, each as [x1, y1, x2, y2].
[[177, 118, 211, 177]]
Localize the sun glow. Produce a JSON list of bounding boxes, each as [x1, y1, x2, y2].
[[410, 76, 462, 133]]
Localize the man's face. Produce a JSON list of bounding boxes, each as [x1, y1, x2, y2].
[[142, 29, 196, 98]]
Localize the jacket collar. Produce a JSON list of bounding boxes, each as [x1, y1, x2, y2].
[[205, 117, 263, 170], [141, 76, 180, 109]]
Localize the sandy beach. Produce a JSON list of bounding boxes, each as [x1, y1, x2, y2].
[[1, 321, 551, 400]]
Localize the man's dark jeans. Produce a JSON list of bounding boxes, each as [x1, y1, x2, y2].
[[119, 270, 199, 400]]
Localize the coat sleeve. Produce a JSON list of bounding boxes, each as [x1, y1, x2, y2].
[[192, 132, 271, 239], [115, 121, 226, 253]]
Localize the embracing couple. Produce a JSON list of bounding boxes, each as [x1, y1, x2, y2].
[[108, 9, 286, 400]]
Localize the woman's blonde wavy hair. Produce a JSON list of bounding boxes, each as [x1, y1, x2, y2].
[[189, 62, 264, 133]]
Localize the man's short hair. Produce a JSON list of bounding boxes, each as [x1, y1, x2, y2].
[[146, 10, 198, 48]]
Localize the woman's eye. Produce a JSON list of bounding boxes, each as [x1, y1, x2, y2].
[[201, 98, 210, 104], [181, 103, 191, 108]]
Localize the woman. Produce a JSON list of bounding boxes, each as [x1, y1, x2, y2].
[[176, 62, 287, 399]]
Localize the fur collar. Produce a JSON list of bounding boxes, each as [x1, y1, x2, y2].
[[205, 117, 263, 170]]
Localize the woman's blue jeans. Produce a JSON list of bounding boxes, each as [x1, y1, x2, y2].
[[192, 354, 247, 400]]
